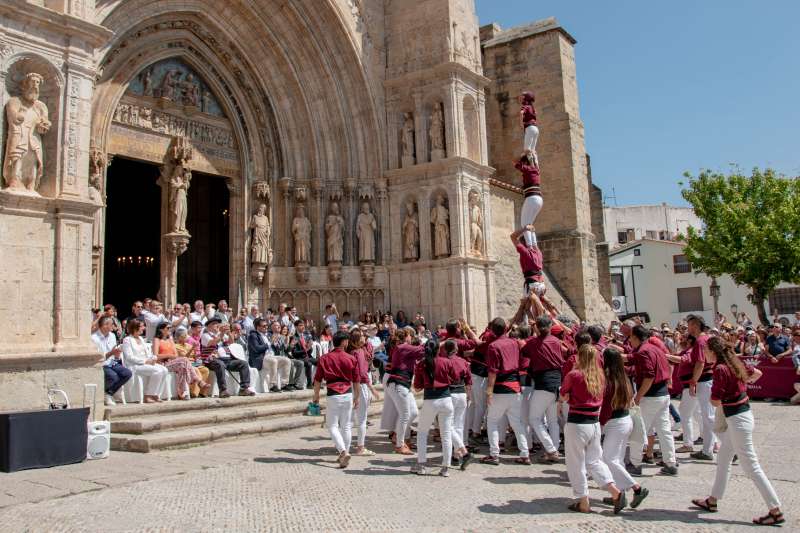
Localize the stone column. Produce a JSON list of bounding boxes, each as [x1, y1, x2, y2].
[[279, 176, 294, 266], [413, 89, 427, 164], [450, 181, 466, 258], [343, 178, 357, 266], [418, 188, 432, 261], [226, 176, 243, 303], [311, 179, 324, 267], [375, 178, 389, 265], [477, 91, 489, 166], [443, 77, 461, 159], [386, 95, 400, 170]]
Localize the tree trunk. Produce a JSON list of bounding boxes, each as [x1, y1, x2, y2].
[[751, 288, 770, 325]]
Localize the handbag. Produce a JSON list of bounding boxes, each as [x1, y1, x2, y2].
[[629, 404, 646, 443], [713, 406, 728, 434]]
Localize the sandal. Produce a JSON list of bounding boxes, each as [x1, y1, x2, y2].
[[480, 455, 500, 465], [691, 498, 718, 513], [353, 448, 376, 456], [394, 445, 413, 455], [613, 492, 627, 514], [567, 502, 591, 513], [753, 510, 785, 526], [514, 457, 532, 465]]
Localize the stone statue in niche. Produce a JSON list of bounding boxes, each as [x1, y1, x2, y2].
[[356, 201, 377, 264], [468, 190, 484, 255], [325, 201, 345, 264], [401, 111, 415, 167], [430, 103, 445, 161], [250, 203, 272, 265], [169, 164, 191, 233], [2, 72, 51, 193], [402, 201, 419, 261], [140, 68, 153, 96], [292, 204, 312, 265], [202, 91, 212, 113], [430, 194, 450, 258], [88, 148, 105, 200], [159, 69, 180, 101]]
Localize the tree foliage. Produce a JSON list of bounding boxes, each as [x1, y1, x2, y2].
[[680, 168, 800, 325]]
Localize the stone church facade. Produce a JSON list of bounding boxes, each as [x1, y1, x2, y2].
[[0, 0, 612, 409]]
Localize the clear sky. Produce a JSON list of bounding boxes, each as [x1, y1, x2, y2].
[[475, 0, 800, 206]]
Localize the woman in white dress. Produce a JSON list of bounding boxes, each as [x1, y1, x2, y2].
[[122, 318, 169, 403]]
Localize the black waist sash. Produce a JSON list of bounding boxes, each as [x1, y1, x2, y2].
[[533, 368, 561, 393], [722, 392, 750, 417], [387, 368, 412, 388], [423, 386, 451, 400]]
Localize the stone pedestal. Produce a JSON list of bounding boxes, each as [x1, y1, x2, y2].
[[431, 149, 446, 162], [401, 155, 415, 168]]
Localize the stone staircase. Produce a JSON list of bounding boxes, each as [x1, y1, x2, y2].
[[106, 389, 384, 453]]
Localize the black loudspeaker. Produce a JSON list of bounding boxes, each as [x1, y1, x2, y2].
[[0, 408, 90, 473]]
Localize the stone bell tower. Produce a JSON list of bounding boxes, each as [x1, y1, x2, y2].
[[383, 0, 496, 327]]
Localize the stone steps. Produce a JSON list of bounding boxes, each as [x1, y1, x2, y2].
[[108, 388, 386, 453]]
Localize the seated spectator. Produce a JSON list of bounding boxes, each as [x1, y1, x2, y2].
[[200, 318, 254, 397], [231, 322, 248, 356], [323, 303, 339, 331], [367, 324, 387, 379], [175, 327, 210, 398], [153, 322, 207, 400], [218, 300, 232, 323], [169, 303, 188, 330], [291, 319, 315, 389], [765, 324, 791, 363], [395, 310, 409, 329], [270, 321, 303, 391], [319, 324, 334, 345], [141, 300, 167, 342], [122, 318, 168, 403], [190, 300, 206, 324], [92, 316, 131, 405], [248, 318, 291, 393]]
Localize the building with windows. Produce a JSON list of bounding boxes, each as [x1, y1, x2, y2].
[[608, 238, 758, 327], [603, 204, 702, 250]]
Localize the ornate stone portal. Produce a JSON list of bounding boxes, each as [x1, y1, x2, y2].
[[159, 137, 193, 308]]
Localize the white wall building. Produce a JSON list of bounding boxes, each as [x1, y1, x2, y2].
[[608, 239, 760, 327], [603, 204, 702, 249]]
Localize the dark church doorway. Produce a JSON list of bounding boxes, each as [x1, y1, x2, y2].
[[177, 172, 230, 305], [103, 157, 161, 314]]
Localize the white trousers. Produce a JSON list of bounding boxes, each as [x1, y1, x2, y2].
[[379, 372, 398, 431], [386, 382, 418, 442], [262, 355, 291, 387], [467, 373, 488, 435], [523, 124, 540, 164], [530, 389, 560, 454], [696, 380, 717, 454], [678, 387, 701, 444], [520, 386, 533, 446], [711, 410, 781, 509], [565, 422, 614, 498], [451, 392, 468, 452], [602, 416, 636, 491], [350, 383, 371, 447], [520, 195, 544, 247], [326, 393, 353, 454], [132, 363, 168, 396], [417, 397, 454, 466], [487, 393, 529, 458], [630, 395, 676, 467]]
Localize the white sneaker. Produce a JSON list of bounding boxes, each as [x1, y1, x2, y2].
[[104, 394, 116, 406]]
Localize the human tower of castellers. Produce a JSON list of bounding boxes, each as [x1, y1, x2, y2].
[[310, 92, 785, 525]]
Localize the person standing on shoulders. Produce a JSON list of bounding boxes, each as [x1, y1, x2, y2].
[[312, 331, 360, 469], [691, 337, 784, 526]]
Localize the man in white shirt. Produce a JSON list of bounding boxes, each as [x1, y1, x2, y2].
[[323, 303, 339, 332], [200, 318, 255, 397], [92, 316, 131, 405], [141, 300, 167, 342], [190, 299, 206, 324], [247, 318, 291, 392]]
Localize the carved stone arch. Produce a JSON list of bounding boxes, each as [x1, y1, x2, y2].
[[1, 53, 64, 197]]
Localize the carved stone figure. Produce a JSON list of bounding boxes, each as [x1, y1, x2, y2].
[[468, 190, 484, 255], [430, 103, 445, 159], [292, 205, 312, 265], [140, 68, 153, 96], [88, 148, 105, 197], [402, 201, 419, 261], [2, 73, 51, 192], [250, 203, 272, 265], [401, 111, 415, 167], [325, 201, 345, 264], [356, 201, 377, 264], [182, 74, 200, 107], [159, 69, 180, 101], [170, 164, 191, 233], [430, 194, 450, 258], [202, 90, 212, 113]]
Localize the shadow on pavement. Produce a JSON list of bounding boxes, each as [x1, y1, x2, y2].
[[483, 475, 570, 487], [253, 456, 339, 470]]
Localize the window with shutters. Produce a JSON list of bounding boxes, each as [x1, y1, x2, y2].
[[677, 287, 704, 312], [673, 254, 692, 274]]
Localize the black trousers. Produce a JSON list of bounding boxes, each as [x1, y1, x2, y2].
[[206, 358, 250, 391]]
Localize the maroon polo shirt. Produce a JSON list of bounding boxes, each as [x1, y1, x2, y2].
[[314, 348, 358, 394], [562, 369, 603, 416], [632, 341, 671, 394], [350, 346, 371, 384], [413, 356, 459, 390], [514, 159, 541, 190], [689, 334, 714, 381], [711, 362, 754, 404], [486, 335, 521, 393], [438, 332, 478, 358], [524, 334, 564, 373], [515, 243, 543, 281], [389, 343, 425, 376], [448, 355, 473, 388], [521, 104, 537, 128], [470, 328, 496, 377]]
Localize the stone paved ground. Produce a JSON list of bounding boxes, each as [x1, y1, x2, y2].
[[0, 402, 797, 532]]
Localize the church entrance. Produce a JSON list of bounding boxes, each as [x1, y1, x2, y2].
[[103, 157, 161, 314], [177, 172, 230, 305]]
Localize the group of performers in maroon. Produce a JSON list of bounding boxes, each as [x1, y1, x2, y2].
[[308, 89, 784, 525]]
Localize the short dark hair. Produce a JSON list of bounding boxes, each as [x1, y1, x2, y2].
[[686, 314, 707, 330], [517, 324, 531, 340], [535, 315, 552, 334], [443, 339, 457, 354], [98, 316, 113, 328], [445, 319, 459, 335], [575, 332, 592, 348], [631, 324, 651, 341], [587, 325, 604, 344], [126, 318, 143, 334], [489, 317, 507, 336], [294, 319, 304, 327], [254, 318, 266, 328], [332, 331, 349, 348], [190, 320, 203, 328]]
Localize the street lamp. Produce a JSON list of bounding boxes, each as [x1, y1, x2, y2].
[[710, 277, 721, 322]]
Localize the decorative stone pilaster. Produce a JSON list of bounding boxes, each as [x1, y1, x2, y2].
[[278, 176, 294, 266], [413, 89, 428, 164], [311, 179, 324, 267], [375, 178, 389, 266], [343, 177, 357, 266]]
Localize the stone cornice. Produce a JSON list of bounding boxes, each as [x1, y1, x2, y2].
[[385, 157, 494, 185], [388, 256, 497, 271], [0, 0, 113, 49], [384, 62, 491, 90], [0, 350, 102, 371], [489, 178, 522, 195], [0, 191, 100, 220]]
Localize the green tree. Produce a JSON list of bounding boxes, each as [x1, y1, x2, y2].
[[680, 168, 800, 325]]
